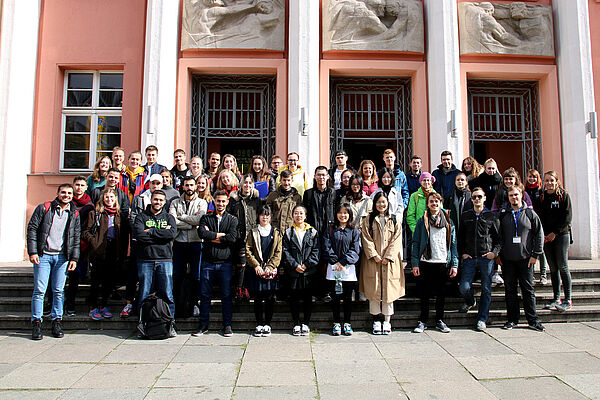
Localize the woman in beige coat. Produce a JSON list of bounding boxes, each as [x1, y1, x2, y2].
[[360, 191, 405, 335]]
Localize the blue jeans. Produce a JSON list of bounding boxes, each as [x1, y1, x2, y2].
[[32, 253, 68, 322], [138, 261, 175, 317], [459, 257, 494, 323], [200, 261, 233, 327]]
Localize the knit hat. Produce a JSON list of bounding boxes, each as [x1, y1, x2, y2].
[[419, 172, 436, 184]]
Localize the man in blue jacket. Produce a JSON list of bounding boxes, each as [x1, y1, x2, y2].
[[381, 149, 409, 209], [432, 150, 461, 200], [27, 184, 80, 340]]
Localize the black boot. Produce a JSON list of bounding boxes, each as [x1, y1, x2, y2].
[[51, 319, 64, 338], [32, 319, 43, 340]]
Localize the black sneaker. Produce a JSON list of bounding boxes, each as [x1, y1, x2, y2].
[[65, 309, 76, 317], [32, 319, 43, 340], [502, 321, 517, 330], [223, 325, 233, 337], [51, 319, 64, 338], [459, 300, 476, 313], [191, 324, 209, 336], [528, 321, 545, 332]]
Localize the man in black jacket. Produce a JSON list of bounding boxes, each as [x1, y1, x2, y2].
[[90, 168, 130, 218], [328, 150, 349, 190], [194, 190, 239, 337], [27, 183, 80, 340], [432, 150, 461, 200], [132, 190, 177, 334], [457, 187, 500, 331], [498, 186, 545, 332]]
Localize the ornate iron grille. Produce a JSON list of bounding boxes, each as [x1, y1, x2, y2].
[[191, 75, 276, 162], [330, 77, 413, 168], [468, 80, 541, 176]]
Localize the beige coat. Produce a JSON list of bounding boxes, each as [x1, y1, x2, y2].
[[245, 227, 283, 273], [360, 214, 405, 303]]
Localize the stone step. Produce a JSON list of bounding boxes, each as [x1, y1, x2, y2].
[[1, 304, 599, 331]]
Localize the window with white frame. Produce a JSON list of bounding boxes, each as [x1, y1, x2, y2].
[[61, 71, 123, 171]]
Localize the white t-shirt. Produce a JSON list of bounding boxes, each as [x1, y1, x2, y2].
[[333, 168, 344, 190], [422, 225, 448, 264]]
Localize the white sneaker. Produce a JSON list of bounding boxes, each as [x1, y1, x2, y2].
[[254, 325, 264, 337], [292, 325, 301, 336], [261, 325, 271, 337], [193, 305, 200, 317], [492, 272, 504, 285], [382, 321, 392, 335], [372, 321, 382, 335], [301, 324, 310, 336], [359, 292, 367, 302]]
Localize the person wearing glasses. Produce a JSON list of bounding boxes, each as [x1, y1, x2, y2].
[[457, 187, 501, 331], [276, 152, 310, 196]]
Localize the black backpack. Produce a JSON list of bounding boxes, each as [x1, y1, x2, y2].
[[137, 294, 175, 340]]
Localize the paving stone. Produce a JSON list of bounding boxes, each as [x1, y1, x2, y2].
[[33, 343, 115, 363], [456, 354, 550, 379], [558, 374, 600, 399], [146, 387, 234, 399], [122, 333, 189, 346], [544, 322, 599, 337], [558, 334, 600, 353], [0, 389, 65, 399], [426, 327, 487, 342], [154, 362, 238, 388], [1, 343, 55, 363], [315, 359, 396, 385], [370, 330, 436, 343], [0, 365, 20, 379], [61, 330, 132, 345], [72, 363, 166, 389], [59, 388, 148, 400], [374, 341, 449, 359], [319, 383, 407, 400], [186, 332, 249, 346], [485, 326, 551, 339], [237, 361, 315, 386], [248, 332, 311, 344], [438, 338, 515, 357], [481, 376, 587, 400], [243, 342, 312, 362], [172, 344, 244, 363], [387, 357, 472, 383], [233, 385, 318, 399], [311, 342, 382, 361], [402, 378, 497, 400], [498, 335, 578, 354], [582, 321, 600, 331], [310, 331, 373, 344], [0, 363, 94, 389], [101, 344, 181, 363], [528, 351, 600, 375]]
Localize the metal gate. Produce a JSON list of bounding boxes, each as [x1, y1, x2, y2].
[[329, 77, 413, 168], [467, 80, 541, 176], [190, 75, 276, 163]]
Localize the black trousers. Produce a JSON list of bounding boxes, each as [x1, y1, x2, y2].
[[418, 262, 448, 323], [289, 288, 313, 326], [330, 280, 356, 324], [254, 291, 275, 326], [89, 240, 117, 308], [502, 258, 539, 324]]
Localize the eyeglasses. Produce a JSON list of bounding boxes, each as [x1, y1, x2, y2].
[[287, 159, 298, 162], [472, 195, 483, 200]]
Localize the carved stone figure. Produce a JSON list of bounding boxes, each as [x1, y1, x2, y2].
[[181, 0, 284, 51], [458, 2, 554, 56], [323, 0, 424, 52]]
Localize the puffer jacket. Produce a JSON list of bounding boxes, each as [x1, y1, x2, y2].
[[27, 199, 81, 262], [169, 193, 208, 243], [266, 186, 302, 233], [281, 225, 320, 278]]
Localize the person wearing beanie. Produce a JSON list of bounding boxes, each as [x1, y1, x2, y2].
[[406, 172, 437, 236]]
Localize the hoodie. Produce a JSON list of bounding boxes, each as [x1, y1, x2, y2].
[[132, 205, 177, 261]]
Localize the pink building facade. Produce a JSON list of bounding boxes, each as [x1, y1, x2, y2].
[[0, 0, 598, 261]]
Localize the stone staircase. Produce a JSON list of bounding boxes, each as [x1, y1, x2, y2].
[[1, 260, 599, 332]]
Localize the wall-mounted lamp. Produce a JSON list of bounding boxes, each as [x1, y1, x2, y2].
[[300, 107, 308, 136], [147, 105, 155, 135], [587, 111, 597, 139], [449, 109, 457, 138]]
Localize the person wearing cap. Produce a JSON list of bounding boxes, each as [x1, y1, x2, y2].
[[328, 150, 350, 190], [129, 174, 165, 227], [406, 172, 437, 236]]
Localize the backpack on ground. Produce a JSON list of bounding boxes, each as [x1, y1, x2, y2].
[[137, 294, 174, 340]]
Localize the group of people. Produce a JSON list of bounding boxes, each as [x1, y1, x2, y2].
[[26, 144, 573, 340]]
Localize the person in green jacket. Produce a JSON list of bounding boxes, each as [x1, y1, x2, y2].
[[406, 172, 437, 235]]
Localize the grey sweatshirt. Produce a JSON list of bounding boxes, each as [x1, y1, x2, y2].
[[498, 205, 544, 262]]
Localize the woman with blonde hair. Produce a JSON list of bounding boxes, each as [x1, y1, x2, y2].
[[358, 160, 379, 196], [196, 174, 215, 213], [189, 156, 204, 180], [461, 156, 483, 189], [86, 156, 112, 194], [216, 169, 239, 196]]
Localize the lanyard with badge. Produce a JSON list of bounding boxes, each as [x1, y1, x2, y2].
[[512, 209, 521, 244]]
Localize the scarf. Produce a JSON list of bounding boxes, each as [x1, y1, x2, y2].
[[72, 193, 91, 207], [104, 206, 118, 216], [526, 182, 541, 190]]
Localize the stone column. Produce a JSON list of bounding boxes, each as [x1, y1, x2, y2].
[[140, 0, 180, 166], [424, 0, 463, 170], [553, 0, 600, 259], [288, 0, 320, 175], [0, 0, 41, 261]]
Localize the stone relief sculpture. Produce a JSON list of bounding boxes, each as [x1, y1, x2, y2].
[[181, 0, 285, 51], [458, 2, 554, 56], [323, 0, 424, 52]]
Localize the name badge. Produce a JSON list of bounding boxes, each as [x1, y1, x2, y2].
[[512, 236, 521, 244]]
